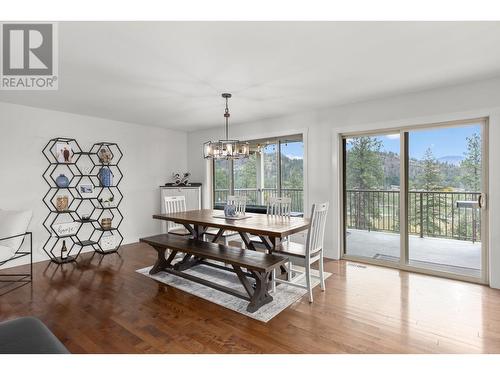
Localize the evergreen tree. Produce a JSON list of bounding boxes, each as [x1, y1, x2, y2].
[[412, 147, 445, 237], [417, 147, 443, 190], [346, 137, 384, 189], [460, 133, 481, 191], [345, 137, 385, 229]]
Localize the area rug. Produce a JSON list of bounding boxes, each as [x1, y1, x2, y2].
[[136, 262, 331, 322]]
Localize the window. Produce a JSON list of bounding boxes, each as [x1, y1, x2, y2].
[[213, 134, 304, 215]]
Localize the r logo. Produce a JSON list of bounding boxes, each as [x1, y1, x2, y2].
[[2, 23, 53, 76]]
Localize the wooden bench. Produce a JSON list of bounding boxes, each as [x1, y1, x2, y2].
[[140, 234, 288, 313]]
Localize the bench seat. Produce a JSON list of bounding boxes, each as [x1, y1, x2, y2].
[[140, 234, 288, 313]]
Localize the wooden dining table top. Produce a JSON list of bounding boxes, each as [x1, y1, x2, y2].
[[153, 209, 310, 238]]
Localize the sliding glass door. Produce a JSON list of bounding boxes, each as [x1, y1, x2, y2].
[[342, 119, 488, 282], [343, 133, 401, 262], [407, 124, 484, 278]]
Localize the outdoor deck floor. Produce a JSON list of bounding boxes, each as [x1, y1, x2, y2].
[[346, 229, 481, 277]]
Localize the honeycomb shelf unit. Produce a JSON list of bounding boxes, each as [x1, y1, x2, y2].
[[42, 138, 124, 264]]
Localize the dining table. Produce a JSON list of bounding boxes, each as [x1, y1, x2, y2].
[[154, 209, 309, 248], [152, 209, 310, 272]]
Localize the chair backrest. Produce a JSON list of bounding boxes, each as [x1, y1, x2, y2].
[[266, 196, 291, 217], [305, 202, 329, 257], [227, 195, 247, 215], [164, 196, 186, 231]]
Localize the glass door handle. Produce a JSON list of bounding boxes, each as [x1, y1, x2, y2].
[[478, 193, 486, 209]]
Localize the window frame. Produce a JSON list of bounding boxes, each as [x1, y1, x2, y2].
[[212, 134, 304, 214]]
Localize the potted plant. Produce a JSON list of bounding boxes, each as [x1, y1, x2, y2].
[[98, 196, 114, 208]]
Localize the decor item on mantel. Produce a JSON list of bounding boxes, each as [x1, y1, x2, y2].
[[171, 172, 191, 186], [203, 93, 249, 160]]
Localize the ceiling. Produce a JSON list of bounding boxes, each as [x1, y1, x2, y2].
[[2, 21, 500, 131]]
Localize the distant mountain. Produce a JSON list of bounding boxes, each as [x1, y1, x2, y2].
[[438, 155, 464, 166]]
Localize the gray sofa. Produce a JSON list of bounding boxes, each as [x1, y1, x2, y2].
[[0, 317, 69, 354]]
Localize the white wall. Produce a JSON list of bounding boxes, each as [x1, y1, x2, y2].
[[0, 102, 187, 266], [187, 77, 500, 288]]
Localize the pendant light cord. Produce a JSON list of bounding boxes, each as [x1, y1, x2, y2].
[[224, 96, 230, 140]]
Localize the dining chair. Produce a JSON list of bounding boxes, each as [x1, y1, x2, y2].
[[241, 196, 292, 250], [272, 202, 329, 303], [227, 195, 247, 216], [267, 196, 292, 217], [163, 196, 191, 236], [205, 195, 247, 246]]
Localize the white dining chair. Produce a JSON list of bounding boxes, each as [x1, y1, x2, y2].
[[163, 196, 191, 236], [267, 196, 292, 217], [204, 195, 247, 246], [272, 202, 329, 303], [241, 196, 292, 250]]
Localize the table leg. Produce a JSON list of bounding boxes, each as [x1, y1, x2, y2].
[[150, 247, 178, 275], [239, 232, 256, 250], [211, 228, 225, 243], [182, 223, 197, 238], [247, 270, 273, 313]]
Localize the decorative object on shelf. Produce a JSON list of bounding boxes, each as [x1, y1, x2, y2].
[[43, 138, 124, 263], [100, 233, 117, 251], [203, 93, 249, 160], [101, 218, 112, 230], [77, 183, 94, 198], [224, 203, 237, 218], [53, 221, 79, 237], [171, 172, 191, 186], [55, 174, 70, 188], [55, 195, 69, 211], [55, 142, 73, 163], [98, 166, 113, 187], [98, 196, 114, 208], [172, 173, 181, 185], [98, 146, 113, 164], [60, 240, 68, 260]]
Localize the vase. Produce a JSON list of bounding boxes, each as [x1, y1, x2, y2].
[[101, 218, 112, 230], [224, 203, 237, 217], [55, 174, 70, 188], [98, 167, 113, 187], [56, 195, 69, 211]]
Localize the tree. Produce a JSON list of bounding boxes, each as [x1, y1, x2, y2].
[[346, 137, 384, 190], [417, 147, 443, 190], [411, 147, 445, 237], [460, 133, 481, 191], [345, 137, 385, 229]]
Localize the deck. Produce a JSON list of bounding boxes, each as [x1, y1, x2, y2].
[[346, 229, 481, 277]]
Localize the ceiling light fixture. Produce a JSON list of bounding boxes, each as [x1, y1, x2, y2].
[[203, 93, 249, 160]]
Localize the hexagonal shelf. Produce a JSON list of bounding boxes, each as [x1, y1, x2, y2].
[[43, 138, 124, 263]]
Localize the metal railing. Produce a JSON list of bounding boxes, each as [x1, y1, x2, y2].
[[345, 189, 481, 242], [214, 188, 304, 213]]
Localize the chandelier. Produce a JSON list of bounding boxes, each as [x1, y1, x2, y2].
[[203, 93, 249, 160]]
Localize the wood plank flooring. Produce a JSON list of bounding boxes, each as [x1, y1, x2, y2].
[[1, 242, 500, 353]]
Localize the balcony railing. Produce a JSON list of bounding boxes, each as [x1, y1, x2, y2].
[[345, 189, 481, 242], [214, 188, 304, 213]]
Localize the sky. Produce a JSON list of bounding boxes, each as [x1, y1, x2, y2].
[[263, 141, 304, 159], [348, 123, 481, 160]]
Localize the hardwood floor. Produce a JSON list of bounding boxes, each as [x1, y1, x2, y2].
[[1, 242, 500, 353]]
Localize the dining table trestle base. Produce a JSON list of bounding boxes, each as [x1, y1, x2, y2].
[[140, 234, 287, 313]]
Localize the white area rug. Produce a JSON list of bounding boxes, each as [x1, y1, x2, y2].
[[136, 262, 331, 322]]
